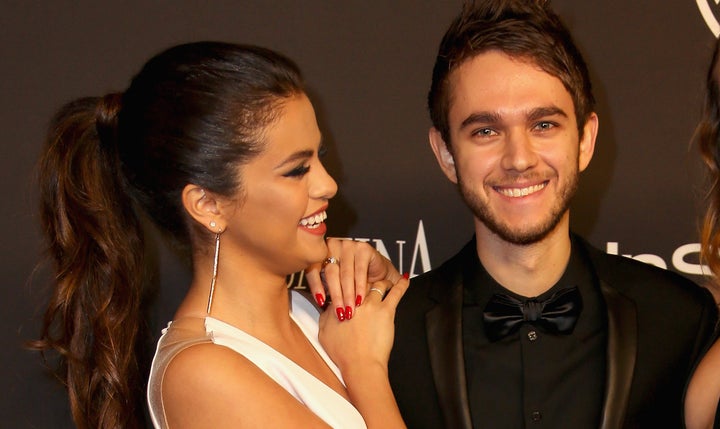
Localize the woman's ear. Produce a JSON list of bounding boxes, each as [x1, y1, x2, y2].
[[182, 184, 226, 234]]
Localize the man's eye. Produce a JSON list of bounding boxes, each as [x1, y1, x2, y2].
[[535, 121, 556, 131], [473, 128, 497, 137]]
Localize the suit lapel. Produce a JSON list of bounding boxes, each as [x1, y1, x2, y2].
[[421, 235, 638, 428], [599, 282, 637, 429], [425, 264, 473, 429]]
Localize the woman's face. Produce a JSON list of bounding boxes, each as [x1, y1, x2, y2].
[[220, 93, 337, 276]]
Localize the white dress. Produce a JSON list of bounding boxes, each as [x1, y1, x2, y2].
[[147, 290, 367, 428]]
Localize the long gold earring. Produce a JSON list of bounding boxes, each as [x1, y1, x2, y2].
[[206, 231, 221, 315]]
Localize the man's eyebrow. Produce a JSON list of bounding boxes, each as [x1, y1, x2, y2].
[[527, 106, 568, 121], [460, 111, 501, 130]]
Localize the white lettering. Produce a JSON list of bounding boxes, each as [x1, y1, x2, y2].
[[606, 242, 618, 255], [372, 239, 391, 260], [392, 240, 406, 274], [631, 254, 667, 269], [606, 241, 710, 275], [286, 270, 306, 289], [672, 243, 711, 275], [409, 220, 432, 277], [606, 242, 631, 258], [324, 221, 430, 278]]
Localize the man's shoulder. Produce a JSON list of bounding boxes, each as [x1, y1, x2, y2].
[[576, 236, 709, 305], [406, 240, 470, 291], [399, 239, 473, 312]]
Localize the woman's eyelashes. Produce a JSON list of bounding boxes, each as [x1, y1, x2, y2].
[[284, 163, 311, 178], [283, 145, 325, 178]]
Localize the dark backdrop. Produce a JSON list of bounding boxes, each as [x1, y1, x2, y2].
[[4, 1, 720, 426]]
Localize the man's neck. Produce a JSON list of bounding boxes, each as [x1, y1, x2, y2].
[[475, 218, 572, 298]]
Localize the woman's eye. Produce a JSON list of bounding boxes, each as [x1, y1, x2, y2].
[[318, 144, 328, 158], [284, 165, 310, 178]]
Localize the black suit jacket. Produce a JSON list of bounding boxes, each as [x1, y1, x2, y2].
[[388, 236, 718, 429]]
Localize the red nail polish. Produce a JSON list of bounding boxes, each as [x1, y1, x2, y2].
[[336, 307, 345, 321], [315, 293, 325, 307], [355, 295, 362, 306], [402, 272, 410, 280], [345, 306, 353, 320]]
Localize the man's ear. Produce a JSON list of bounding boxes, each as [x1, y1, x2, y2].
[[182, 184, 226, 234], [429, 127, 458, 184], [578, 112, 598, 172]]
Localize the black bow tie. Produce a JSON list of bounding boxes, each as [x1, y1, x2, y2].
[[482, 286, 583, 342]]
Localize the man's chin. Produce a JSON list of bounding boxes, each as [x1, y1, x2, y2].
[[483, 218, 563, 246], [492, 228, 550, 246]]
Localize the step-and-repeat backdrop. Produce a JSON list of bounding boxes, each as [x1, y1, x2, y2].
[[4, 1, 720, 426]]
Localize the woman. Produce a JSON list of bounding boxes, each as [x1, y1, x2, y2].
[[686, 37, 720, 429], [32, 42, 407, 428]]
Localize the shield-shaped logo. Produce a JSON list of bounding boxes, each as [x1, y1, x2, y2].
[[698, 0, 720, 37]]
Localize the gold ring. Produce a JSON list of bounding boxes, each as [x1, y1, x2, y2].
[[369, 287, 385, 298], [322, 257, 339, 268]]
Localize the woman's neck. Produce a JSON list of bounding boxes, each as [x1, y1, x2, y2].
[[177, 251, 296, 340]]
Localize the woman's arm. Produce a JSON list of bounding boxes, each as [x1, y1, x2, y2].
[[319, 276, 410, 429]]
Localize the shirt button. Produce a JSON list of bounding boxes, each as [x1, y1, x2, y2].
[[527, 330, 538, 341], [531, 411, 542, 422]]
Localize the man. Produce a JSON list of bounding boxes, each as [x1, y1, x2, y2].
[[387, 1, 718, 428]]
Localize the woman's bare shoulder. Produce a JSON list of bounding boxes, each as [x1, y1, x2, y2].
[[161, 343, 330, 428]]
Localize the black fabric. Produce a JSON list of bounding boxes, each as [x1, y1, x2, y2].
[[462, 241, 605, 428], [482, 286, 582, 342], [388, 234, 718, 429]]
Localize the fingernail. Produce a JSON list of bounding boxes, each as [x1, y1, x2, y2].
[[402, 272, 410, 280], [355, 295, 362, 307], [315, 293, 325, 307], [336, 307, 346, 321], [345, 306, 353, 320]]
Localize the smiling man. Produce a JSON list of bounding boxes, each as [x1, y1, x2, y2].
[[388, 1, 718, 428]]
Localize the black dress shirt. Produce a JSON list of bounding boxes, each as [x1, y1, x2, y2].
[[462, 240, 607, 428]]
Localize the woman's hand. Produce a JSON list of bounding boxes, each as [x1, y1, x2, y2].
[[305, 238, 401, 321], [317, 275, 410, 429], [317, 275, 409, 372]]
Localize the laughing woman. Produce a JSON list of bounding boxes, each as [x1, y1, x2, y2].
[[32, 42, 407, 429]]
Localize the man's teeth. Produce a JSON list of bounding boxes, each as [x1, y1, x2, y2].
[[497, 183, 546, 197], [299, 211, 328, 228]]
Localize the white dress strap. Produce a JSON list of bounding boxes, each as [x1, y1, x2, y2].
[[146, 290, 367, 429]]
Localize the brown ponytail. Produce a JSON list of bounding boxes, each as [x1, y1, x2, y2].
[[32, 94, 146, 428], [32, 41, 305, 428]]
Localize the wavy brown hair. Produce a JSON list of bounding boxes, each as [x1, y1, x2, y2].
[[30, 42, 304, 428], [698, 38, 720, 288], [32, 95, 147, 428]]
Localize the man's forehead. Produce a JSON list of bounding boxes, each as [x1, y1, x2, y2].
[[446, 53, 574, 119]]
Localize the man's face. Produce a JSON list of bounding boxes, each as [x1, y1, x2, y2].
[[430, 51, 597, 245]]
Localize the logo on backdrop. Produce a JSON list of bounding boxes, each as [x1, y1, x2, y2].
[[287, 220, 710, 289], [698, 0, 720, 37]]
